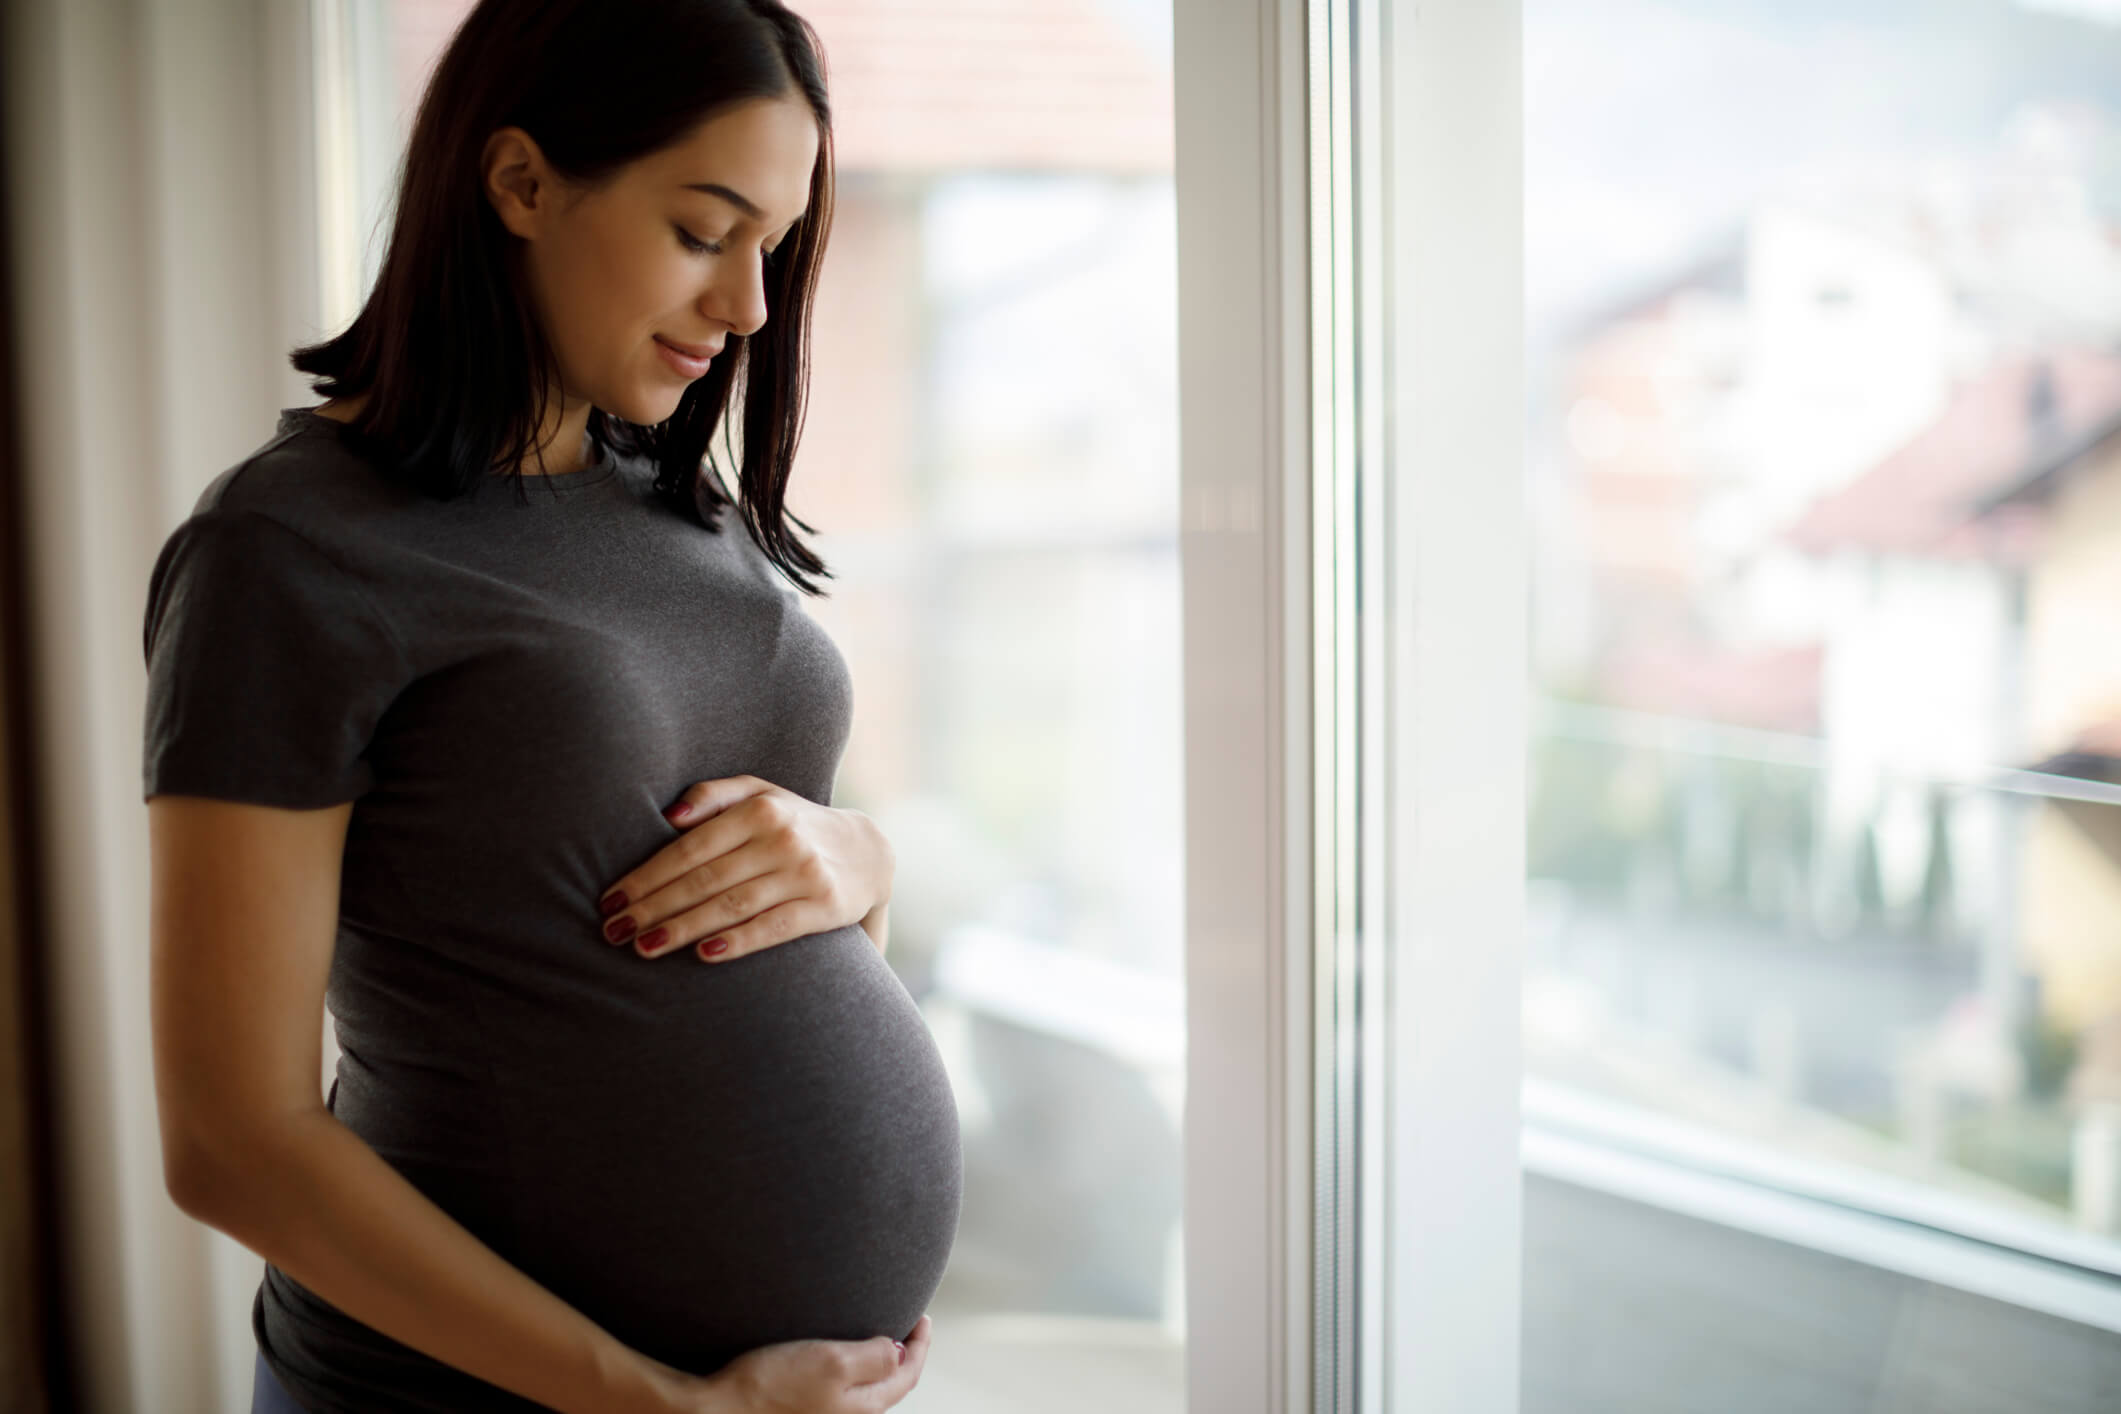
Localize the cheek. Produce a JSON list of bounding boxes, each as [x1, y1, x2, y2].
[[564, 237, 681, 384], [635, 244, 706, 320], [609, 239, 703, 346], [530, 233, 626, 370]]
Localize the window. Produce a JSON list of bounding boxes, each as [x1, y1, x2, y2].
[[1518, 0, 2121, 1406]]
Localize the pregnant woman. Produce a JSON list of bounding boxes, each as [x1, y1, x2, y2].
[[140, 2, 960, 1410]]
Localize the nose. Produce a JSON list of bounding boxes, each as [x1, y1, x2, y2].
[[700, 250, 771, 340]]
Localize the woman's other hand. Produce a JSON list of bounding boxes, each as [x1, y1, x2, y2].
[[643, 1315, 933, 1413], [596, 775, 895, 964]]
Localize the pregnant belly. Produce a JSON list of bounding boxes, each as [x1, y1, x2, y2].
[[338, 921, 962, 1377]]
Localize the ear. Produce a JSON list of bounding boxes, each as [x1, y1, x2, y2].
[[482, 125, 551, 242]]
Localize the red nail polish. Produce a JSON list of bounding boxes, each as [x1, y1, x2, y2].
[[599, 891, 628, 917], [605, 915, 637, 943], [702, 936, 729, 956], [637, 927, 668, 952], [664, 802, 691, 822]]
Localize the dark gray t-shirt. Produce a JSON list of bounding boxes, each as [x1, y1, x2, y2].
[[141, 408, 961, 1412]]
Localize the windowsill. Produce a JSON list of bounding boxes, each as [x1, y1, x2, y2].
[[1524, 1086, 2121, 1335]]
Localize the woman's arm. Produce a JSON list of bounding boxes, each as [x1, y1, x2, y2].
[[149, 795, 683, 1414], [858, 899, 889, 953]]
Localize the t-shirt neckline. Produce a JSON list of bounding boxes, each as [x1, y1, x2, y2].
[[279, 406, 624, 493]]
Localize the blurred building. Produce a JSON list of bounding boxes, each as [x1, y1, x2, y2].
[[1528, 90, 2121, 1231], [1977, 390, 2121, 1175]]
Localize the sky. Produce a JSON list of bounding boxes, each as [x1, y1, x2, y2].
[[2016, 0, 2121, 24], [1523, 0, 2121, 352], [1076, 0, 2121, 372]]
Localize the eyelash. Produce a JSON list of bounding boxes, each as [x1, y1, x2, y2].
[[675, 225, 723, 256], [675, 225, 784, 261]]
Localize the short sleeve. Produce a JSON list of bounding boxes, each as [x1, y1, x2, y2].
[[141, 508, 410, 808]]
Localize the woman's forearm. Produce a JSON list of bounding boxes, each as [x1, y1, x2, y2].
[[175, 1105, 688, 1414]]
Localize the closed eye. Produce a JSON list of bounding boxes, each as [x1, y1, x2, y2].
[[677, 224, 787, 261], [675, 225, 723, 257]]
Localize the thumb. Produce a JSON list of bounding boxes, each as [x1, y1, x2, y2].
[[842, 1334, 904, 1387]]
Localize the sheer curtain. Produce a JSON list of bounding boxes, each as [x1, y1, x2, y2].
[[4, 1, 320, 1408]]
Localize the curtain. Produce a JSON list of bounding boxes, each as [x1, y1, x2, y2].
[[3, 2, 323, 1409]]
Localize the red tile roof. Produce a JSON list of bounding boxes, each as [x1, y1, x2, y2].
[[1600, 639, 1823, 733], [2078, 720, 2121, 759], [2026, 718, 2121, 777], [386, 1, 1171, 175], [1786, 348, 2121, 563], [797, 0, 1173, 173]]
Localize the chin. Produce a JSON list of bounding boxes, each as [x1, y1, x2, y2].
[[606, 388, 685, 428]]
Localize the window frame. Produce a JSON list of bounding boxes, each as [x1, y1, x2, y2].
[[1173, 0, 1319, 1408], [1371, 1, 1528, 1409], [1176, 1, 1532, 1409]]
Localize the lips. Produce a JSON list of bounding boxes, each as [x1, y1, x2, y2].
[[657, 336, 724, 358]]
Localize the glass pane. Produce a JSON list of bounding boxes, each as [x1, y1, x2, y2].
[[335, 3, 1185, 1409], [1524, 0, 2121, 1403]]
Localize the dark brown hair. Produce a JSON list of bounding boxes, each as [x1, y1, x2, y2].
[[291, 0, 839, 595]]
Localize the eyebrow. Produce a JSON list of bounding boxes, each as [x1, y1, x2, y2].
[[683, 181, 804, 228]]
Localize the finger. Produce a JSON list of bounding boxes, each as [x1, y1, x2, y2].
[[620, 838, 780, 952], [599, 828, 754, 946], [901, 1314, 932, 1364], [834, 1334, 903, 1390], [693, 896, 834, 964], [855, 1318, 928, 1391], [598, 815, 743, 929], [659, 774, 769, 827], [639, 862, 803, 959], [853, 1317, 932, 1406]]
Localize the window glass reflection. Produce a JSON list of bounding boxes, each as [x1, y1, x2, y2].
[[1525, 0, 2121, 1268]]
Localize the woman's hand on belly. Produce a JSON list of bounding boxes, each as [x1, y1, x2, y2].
[[635, 1313, 931, 1413], [596, 775, 894, 966]]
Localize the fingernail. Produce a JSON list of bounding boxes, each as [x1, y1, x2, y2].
[[664, 802, 692, 822], [604, 915, 637, 943], [701, 936, 729, 956], [894, 1340, 906, 1364], [636, 927, 668, 953], [598, 891, 628, 917]]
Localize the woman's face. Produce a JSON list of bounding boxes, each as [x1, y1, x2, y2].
[[484, 93, 820, 430]]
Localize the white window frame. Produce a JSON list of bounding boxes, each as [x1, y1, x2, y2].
[[1173, 0, 1319, 1406], [1373, 0, 1528, 1410], [1177, 1, 1527, 1410]]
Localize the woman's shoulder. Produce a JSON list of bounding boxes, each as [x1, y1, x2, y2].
[[183, 407, 416, 553]]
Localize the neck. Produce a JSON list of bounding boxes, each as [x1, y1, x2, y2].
[[519, 396, 597, 477]]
